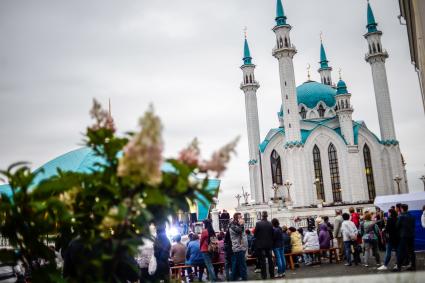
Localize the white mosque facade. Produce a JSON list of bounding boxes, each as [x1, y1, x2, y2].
[[239, 0, 408, 212]]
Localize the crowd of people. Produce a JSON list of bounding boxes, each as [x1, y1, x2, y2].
[[4, 204, 419, 282], [137, 203, 423, 282], [335, 203, 418, 272]]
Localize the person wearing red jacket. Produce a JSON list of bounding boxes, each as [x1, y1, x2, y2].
[[349, 207, 360, 228], [200, 219, 217, 282]]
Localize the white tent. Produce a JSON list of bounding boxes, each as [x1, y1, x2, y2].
[[374, 191, 425, 212]]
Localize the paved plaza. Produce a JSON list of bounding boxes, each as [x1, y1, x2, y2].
[[242, 251, 425, 281]]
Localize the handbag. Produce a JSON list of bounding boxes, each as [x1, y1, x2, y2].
[[148, 255, 157, 275]]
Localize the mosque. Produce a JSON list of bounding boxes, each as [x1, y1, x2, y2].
[[238, 0, 408, 220]]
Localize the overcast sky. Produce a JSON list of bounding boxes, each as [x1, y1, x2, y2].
[[0, 0, 424, 210]]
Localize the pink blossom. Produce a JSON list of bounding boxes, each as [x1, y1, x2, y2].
[[200, 136, 239, 177], [178, 138, 200, 167], [89, 99, 116, 132], [118, 104, 163, 185]]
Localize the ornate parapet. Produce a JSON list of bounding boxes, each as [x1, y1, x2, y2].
[[380, 139, 399, 146], [284, 140, 303, 149]]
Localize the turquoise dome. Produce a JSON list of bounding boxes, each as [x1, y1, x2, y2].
[[0, 148, 220, 221], [296, 81, 336, 108], [279, 81, 336, 117]]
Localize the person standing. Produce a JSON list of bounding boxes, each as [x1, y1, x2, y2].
[[223, 231, 233, 281], [378, 208, 399, 270], [322, 216, 334, 247], [340, 213, 358, 266], [333, 210, 344, 259], [394, 204, 416, 271], [254, 211, 274, 279], [153, 226, 171, 283], [349, 207, 360, 228], [421, 205, 425, 228], [200, 219, 218, 282], [229, 213, 248, 281], [360, 212, 380, 267], [221, 210, 230, 231], [271, 218, 286, 277], [319, 225, 331, 250]]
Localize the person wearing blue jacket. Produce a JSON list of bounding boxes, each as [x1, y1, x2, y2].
[[186, 234, 205, 281]]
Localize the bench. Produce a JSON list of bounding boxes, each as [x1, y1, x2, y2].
[[170, 262, 225, 282], [285, 247, 340, 270]]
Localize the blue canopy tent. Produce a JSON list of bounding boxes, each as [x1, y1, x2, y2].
[[374, 192, 425, 251], [0, 147, 220, 220]]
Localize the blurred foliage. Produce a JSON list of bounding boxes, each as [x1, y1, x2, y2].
[[0, 100, 237, 282]]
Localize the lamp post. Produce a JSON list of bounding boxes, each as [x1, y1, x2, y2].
[[420, 175, 425, 191], [313, 178, 323, 203], [235, 194, 242, 207], [271, 183, 280, 204], [268, 200, 273, 219], [241, 186, 250, 205], [283, 180, 293, 204], [393, 175, 402, 194]]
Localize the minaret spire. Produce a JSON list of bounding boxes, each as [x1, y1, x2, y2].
[[272, 0, 301, 144], [240, 33, 263, 203], [364, 1, 396, 142], [366, 0, 378, 33], [318, 33, 333, 86], [243, 28, 252, 65], [364, 2, 407, 194], [275, 0, 287, 26]]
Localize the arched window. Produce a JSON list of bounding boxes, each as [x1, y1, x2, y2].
[[372, 43, 376, 53], [369, 44, 372, 53], [270, 150, 283, 185], [284, 37, 289, 47], [363, 144, 376, 201], [249, 74, 253, 83], [377, 43, 381, 52], [328, 143, 342, 202], [318, 104, 325, 117], [313, 145, 325, 201], [279, 38, 283, 48], [299, 106, 307, 119], [245, 75, 248, 84]]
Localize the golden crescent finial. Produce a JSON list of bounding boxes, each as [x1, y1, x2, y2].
[[243, 26, 247, 39], [320, 31, 323, 43], [338, 68, 342, 80]]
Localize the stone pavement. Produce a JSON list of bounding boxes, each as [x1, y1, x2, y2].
[[245, 252, 425, 281]]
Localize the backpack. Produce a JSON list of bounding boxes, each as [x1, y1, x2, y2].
[[361, 222, 376, 242], [208, 235, 219, 255]]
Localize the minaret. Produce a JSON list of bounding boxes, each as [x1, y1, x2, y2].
[[364, 1, 397, 142], [272, 0, 301, 144], [240, 35, 263, 204], [335, 75, 354, 145], [318, 37, 333, 86]]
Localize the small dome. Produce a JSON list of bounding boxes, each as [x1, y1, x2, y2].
[[336, 79, 348, 95]]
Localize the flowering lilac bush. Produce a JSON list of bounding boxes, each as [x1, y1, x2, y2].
[[0, 100, 238, 282]]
